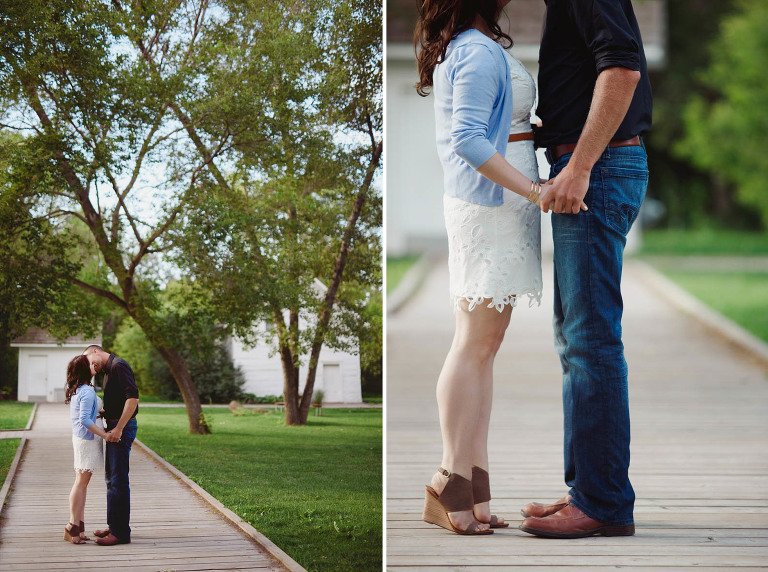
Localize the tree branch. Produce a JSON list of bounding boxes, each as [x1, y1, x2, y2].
[[70, 277, 128, 311]]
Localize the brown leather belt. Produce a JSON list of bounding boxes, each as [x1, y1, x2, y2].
[[549, 136, 641, 162], [508, 132, 535, 143]]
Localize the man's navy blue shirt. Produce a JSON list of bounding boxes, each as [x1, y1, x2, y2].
[[103, 354, 139, 420], [535, 0, 653, 149]]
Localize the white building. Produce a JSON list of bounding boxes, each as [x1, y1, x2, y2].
[[230, 332, 362, 404], [386, 0, 667, 256], [229, 280, 363, 404], [11, 329, 101, 403]]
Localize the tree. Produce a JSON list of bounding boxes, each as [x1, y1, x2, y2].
[[643, 0, 746, 228], [359, 286, 382, 396], [0, 0, 381, 429], [174, 0, 382, 425], [113, 313, 246, 403], [0, 130, 105, 392], [676, 0, 768, 228]]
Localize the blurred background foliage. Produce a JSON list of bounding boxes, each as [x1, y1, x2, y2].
[[647, 0, 767, 232]]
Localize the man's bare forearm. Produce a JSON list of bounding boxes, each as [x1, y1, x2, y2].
[[115, 398, 139, 432], [540, 66, 640, 214], [568, 67, 641, 175]]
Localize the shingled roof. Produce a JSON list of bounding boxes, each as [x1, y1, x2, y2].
[[11, 327, 101, 347]]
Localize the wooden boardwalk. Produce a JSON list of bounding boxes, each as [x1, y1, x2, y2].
[[0, 403, 293, 572], [386, 257, 768, 569]]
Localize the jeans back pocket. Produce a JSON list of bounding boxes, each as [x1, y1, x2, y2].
[[600, 167, 648, 236]]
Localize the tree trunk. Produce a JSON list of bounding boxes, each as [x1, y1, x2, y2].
[[279, 342, 303, 425], [155, 346, 211, 434], [300, 140, 383, 420]]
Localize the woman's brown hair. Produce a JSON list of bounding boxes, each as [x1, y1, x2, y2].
[[65, 355, 93, 404], [414, 0, 513, 97]]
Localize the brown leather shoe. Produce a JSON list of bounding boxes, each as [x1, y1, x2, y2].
[[519, 503, 635, 539], [520, 494, 571, 518], [93, 527, 110, 538], [95, 533, 131, 546]]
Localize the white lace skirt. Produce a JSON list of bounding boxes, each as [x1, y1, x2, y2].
[[72, 435, 103, 473], [444, 188, 542, 312]]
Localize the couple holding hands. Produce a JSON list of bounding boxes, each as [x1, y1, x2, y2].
[[416, 0, 651, 538], [64, 346, 139, 546]]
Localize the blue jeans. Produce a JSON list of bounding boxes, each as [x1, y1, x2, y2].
[[550, 145, 648, 526], [105, 418, 137, 541]]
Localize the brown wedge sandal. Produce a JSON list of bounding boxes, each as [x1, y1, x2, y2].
[[472, 466, 509, 528], [79, 520, 90, 541], [63, 522, 85, 544], [423, 468, 493, 535]]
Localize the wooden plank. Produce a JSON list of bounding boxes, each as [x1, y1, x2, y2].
[[385, 259, 768, 569], [0, 403, 297, 571]]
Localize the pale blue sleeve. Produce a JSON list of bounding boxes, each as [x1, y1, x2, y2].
[[449, 44, 503, 169], [78, 386, 98, 428]]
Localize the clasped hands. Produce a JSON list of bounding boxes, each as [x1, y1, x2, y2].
[[536, 164, 590, 214], [105, 429, 122, 442]]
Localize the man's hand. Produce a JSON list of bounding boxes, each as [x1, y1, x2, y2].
[[106, 427, 122, 442], [539, 164, 590, 214]]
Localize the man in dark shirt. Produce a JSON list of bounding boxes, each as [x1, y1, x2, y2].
[[83, 345, 139, 545], [520, 0, 652, 538]]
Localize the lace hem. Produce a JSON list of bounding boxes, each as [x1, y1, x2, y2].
[[75, 467, 95, 474], [452, 286, 542, 313]]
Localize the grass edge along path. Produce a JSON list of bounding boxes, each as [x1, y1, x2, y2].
[[651, 270, 768, 345], [137, 406, 382, 572], [0, 439, 21, 488], [639, 228, 768, 346], [0, 402, 34, 431], [387, 255, 419, 293]]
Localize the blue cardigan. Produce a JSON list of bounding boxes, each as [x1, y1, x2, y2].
[[70, 384, 98, 440], [433, 28, 514, 206]]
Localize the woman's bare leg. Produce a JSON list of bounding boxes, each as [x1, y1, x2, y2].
[[69, 470, 91, 542], [431, 300, 512, 531], [472, 312, 511, 525]]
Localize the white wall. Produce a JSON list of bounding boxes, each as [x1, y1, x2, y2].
[[230, 326, 362, 403], [15, 345, 90, 403]]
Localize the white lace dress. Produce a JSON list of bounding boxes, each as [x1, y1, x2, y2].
[[444, 50, 542, 312]]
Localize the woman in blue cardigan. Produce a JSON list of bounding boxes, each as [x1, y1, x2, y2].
[[64, 354, 110, 544], [415, 0, 585, 536]]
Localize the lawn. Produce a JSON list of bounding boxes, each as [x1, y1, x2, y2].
[[387, 255, 419, 293], [641, 228, 768, 256], [660, 271, 768, 344], [0, 402, 34, 430], [0, 439, 21, 485], [640, 228, 768, 344], [138, 406, 381, 572]]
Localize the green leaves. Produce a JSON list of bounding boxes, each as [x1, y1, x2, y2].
[[677, 0, 768, 226]]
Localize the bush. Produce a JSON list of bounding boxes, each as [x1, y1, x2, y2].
[[152, 344, 246, 404], [241, 393, 283, 404], [113, 317, 246, 404]]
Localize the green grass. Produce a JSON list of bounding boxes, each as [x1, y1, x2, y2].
[[138, 407, 381, 572], [0, 402, 34, 430], [387, 255, 419, 293], [362, 396, 382, 404], [660, 271, 768, 344], [639, 228, 768, 344], [135, 394, 182, 404], [0, 439, 21, 485], [641, 228, 768, 256]]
